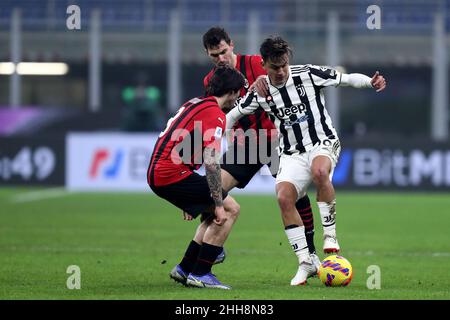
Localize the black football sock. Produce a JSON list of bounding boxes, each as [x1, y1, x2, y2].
[[191, 242, 223, 276], [296, 195, 316, 254], [179, 240, 201, 273]]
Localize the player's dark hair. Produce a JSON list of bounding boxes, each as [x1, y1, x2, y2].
[[260, 36, 293, 63], [203, 27, 231, 50], [206, 65, 244, 97]]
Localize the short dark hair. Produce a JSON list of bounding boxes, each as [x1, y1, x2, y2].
[[203, 27, 231, 50], [206, 65, 244, 97], [260, 36, 293, 63]]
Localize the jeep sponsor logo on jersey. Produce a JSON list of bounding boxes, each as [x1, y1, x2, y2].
[[275, 103, 307, 119]]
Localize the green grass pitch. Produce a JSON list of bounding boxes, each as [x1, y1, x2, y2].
[[1, 188, 449, 299]]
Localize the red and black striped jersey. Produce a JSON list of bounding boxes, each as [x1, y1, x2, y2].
[[148, 96, 226, 187], [204, 54, 276, 145]]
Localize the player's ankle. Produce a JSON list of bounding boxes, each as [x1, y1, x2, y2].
[[323, 227, 336, 238]]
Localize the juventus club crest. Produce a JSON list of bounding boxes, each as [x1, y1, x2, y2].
[[295, 84, 306, 97]]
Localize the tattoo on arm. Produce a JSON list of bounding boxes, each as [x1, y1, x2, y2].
[[204, 146, 223, 207]]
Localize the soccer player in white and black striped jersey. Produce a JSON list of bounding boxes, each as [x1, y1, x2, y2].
[[226, 36, 386, 285]]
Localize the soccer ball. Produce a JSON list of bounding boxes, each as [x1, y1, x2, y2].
[[318, 255, 353, 287]]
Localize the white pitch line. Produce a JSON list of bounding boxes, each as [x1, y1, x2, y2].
[[11, 187, 71, 204]]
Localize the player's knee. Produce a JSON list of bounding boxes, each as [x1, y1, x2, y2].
[[227, 202, 240, 221], [277, 193, 295, 213], [312, 167, 329, 185]]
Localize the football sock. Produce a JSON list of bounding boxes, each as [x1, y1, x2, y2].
[[285, 225, 311, 264], [295, 196, 316, 254], [179, 240, 201, 273], [191, 242, 223, 276], [317, 200, 337, 236]]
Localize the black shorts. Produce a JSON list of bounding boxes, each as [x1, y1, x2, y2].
[[221, 138, 280, 189], [150, 172, 228, 218]]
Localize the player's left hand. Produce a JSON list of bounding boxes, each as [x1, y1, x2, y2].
[[250, 75, 269, 96], [371, 71, 386, 92], [182, 211, 193, 221], [213, 206, 227, 226]]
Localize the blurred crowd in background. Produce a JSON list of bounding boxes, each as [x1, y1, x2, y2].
[[0, 0, 449, 141]]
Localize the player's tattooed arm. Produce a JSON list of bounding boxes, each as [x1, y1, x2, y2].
[[204, 146, 223, 207]]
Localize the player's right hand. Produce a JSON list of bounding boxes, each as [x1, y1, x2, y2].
[[213, 206, 228, 226]]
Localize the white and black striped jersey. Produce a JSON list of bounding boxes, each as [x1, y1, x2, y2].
[[230, 64, 342, 155]]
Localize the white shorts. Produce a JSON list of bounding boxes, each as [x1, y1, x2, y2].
[[275, 138, 341, 200]]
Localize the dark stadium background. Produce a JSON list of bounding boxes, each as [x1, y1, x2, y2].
[[0, 0, 449, 301]]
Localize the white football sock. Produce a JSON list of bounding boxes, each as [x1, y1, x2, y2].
[[317, 200, 337, 236], [285, 226, 311, 264]]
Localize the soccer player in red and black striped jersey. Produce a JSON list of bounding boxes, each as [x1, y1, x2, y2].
[[202, 27, 318, 258], [148, 66, 245, 289]]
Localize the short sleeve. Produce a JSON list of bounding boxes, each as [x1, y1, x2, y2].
[[308, 64, 342, 88], [200, 108, 226, 150]]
